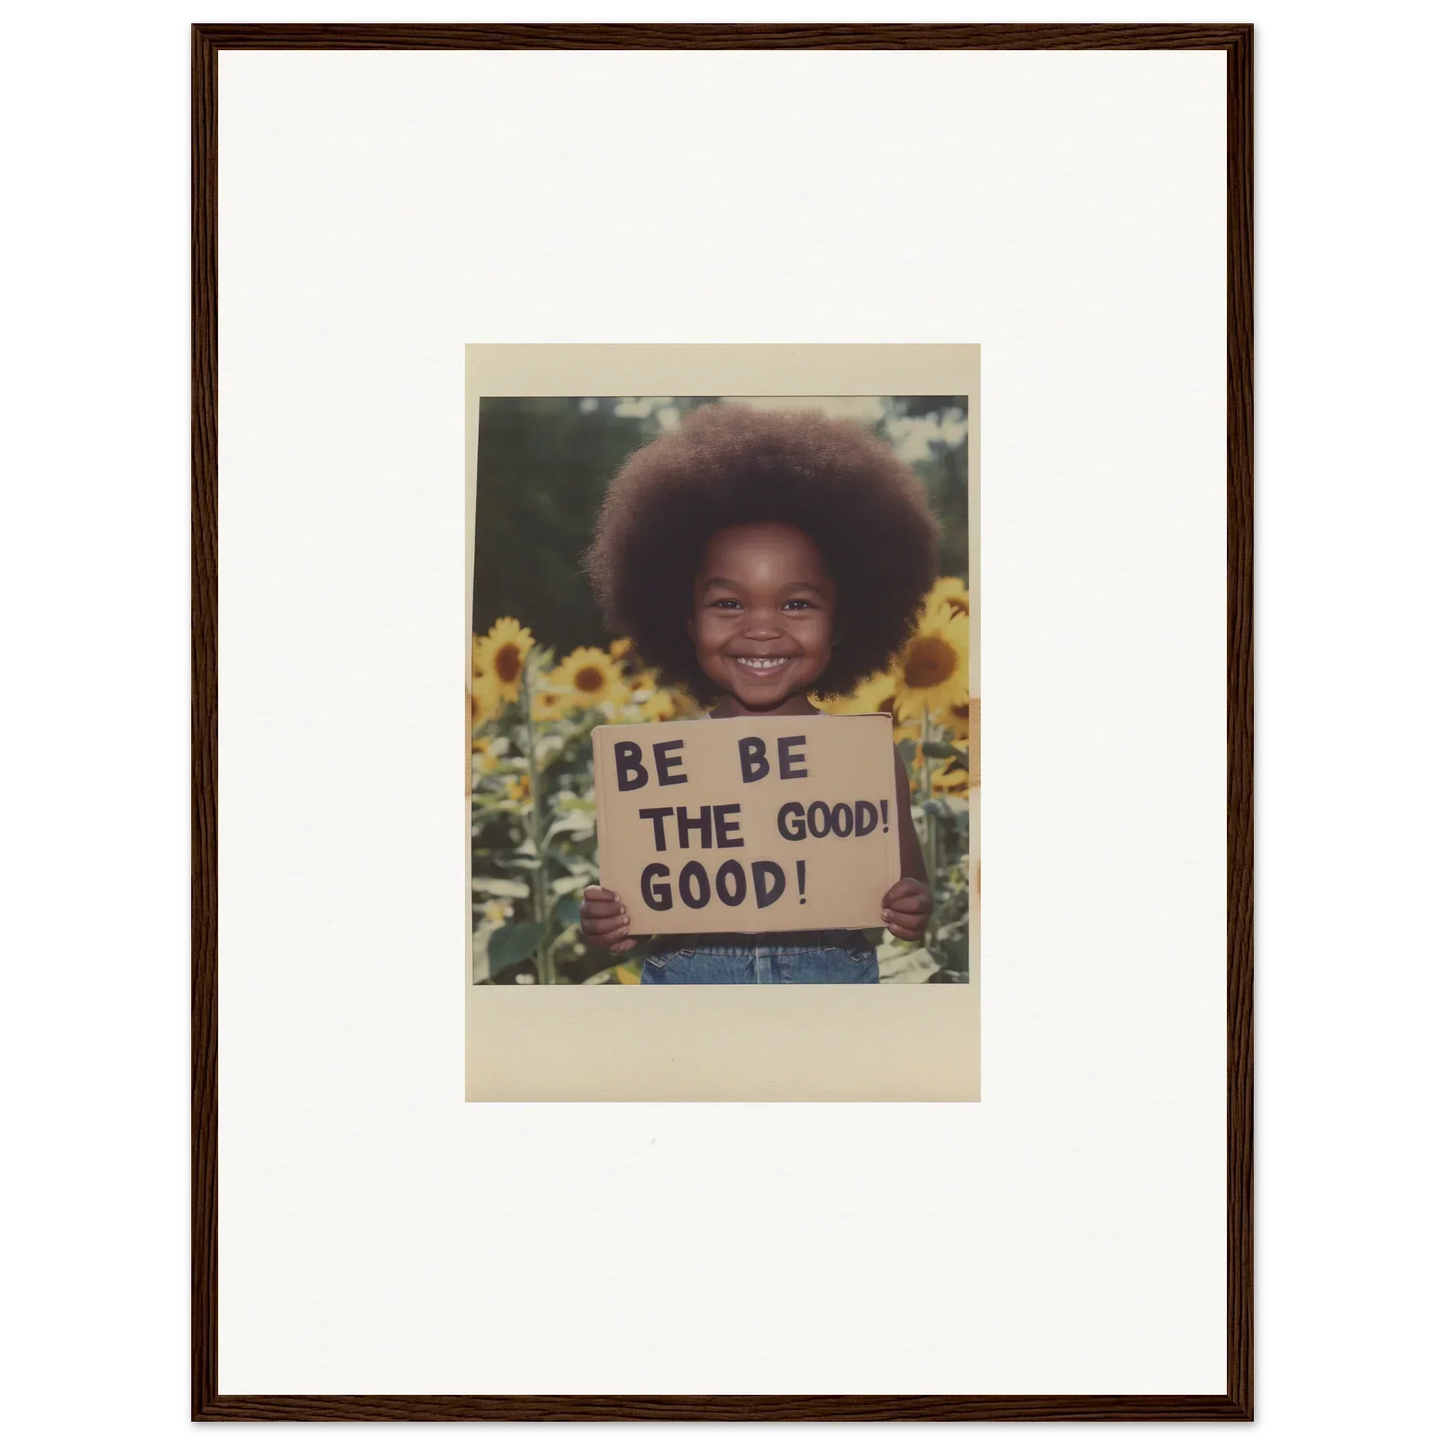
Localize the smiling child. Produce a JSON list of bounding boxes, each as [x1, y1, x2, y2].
[[580, 403, 940, 984]]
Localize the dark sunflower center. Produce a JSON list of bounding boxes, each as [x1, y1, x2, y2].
[[575, 666, 604, 693], [903, 637, 958, 689], [495, 643, 522, 684]]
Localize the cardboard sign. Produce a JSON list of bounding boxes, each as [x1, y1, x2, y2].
[[592, 713, 901, 933]]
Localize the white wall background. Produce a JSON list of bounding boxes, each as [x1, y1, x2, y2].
[[218, 45, 1221, 1394]]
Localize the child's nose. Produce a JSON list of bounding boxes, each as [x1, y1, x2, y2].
[[743, 614, 785, 638]]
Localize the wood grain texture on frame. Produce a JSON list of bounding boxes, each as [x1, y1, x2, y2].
[[192, 21, 1252, 1423]]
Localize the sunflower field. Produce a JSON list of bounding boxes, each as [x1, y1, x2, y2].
[[470, 576, 972, 984]]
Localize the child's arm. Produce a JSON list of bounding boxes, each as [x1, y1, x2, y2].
[[880, 746, 932, 941]]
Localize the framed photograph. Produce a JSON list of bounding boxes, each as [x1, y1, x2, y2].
[[195, 23, 1251, 1422]]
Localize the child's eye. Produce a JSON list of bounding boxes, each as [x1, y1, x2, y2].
[[711, 598, 742, 610], [782, 599, 815, 610]]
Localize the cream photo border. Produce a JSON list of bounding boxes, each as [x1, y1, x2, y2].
[[464, 345, 981, 1101]]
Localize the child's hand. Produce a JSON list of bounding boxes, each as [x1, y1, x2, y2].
[[580, 886, 638, 954], [881, 878, 931, 941]]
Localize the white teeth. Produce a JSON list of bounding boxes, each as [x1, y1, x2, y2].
[[734, 657, 789, 671]]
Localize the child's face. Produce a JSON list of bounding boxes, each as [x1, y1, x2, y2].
[[688, 521, 835, 713]]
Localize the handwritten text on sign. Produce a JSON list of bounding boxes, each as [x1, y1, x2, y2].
[[592, 713, 900, 933]]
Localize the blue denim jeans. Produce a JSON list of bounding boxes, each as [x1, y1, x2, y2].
[[640, 929, 879, 985]]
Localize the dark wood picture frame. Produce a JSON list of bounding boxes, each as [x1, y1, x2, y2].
[[193, 22, 1252, 1423]]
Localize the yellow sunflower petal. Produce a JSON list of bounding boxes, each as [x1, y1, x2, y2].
[[470, 670, 501, 726], [641, 688, 679, 722], [932, 762, 970, 795], [923, 576, 969, 622], [821, 671, 891, 716], [938, 695, 971, 742], [819, 671, 922, 740]]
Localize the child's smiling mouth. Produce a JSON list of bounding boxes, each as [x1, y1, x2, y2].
[[729, 655, 795, 674]]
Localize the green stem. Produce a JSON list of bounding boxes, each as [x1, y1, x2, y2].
[[921, 710, 940, 951], [522, 658, 554, 984]]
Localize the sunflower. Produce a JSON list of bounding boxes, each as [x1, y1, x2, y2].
[[473, 618, 534, 703], [819, 671, 921, 741], [827, 671, 899, 716], [938, 695, 971, 744], [549, 646, 629, 713], [470, 670, 501, 727], [932, 761, 970, 795], [891, 607, 969, 719], [625, 670, 678, 722], [923, 575, 969, 622], [531, 683, 569, 722], [640, 687, 679, 722], [506, 773, 532, 803], [471, 731, 502, 770], [608, 636, 636, 664]]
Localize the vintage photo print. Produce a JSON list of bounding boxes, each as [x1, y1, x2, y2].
[[471, 394, 970, 980], [465, 348, 979, 1100]]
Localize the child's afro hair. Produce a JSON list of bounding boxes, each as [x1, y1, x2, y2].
[[585, 403, 941, 701]]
